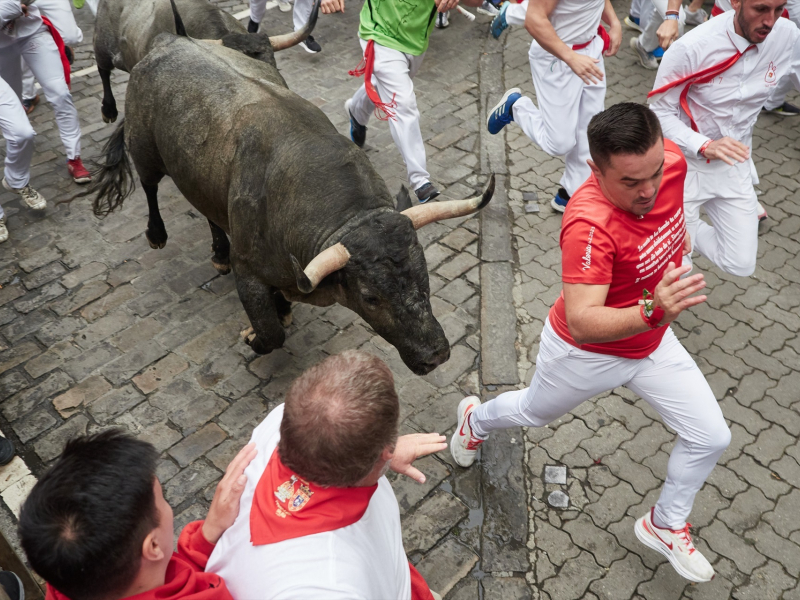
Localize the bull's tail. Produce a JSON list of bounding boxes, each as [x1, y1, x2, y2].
[[65, 118, 135, 216], [169, 0, 187, 37]]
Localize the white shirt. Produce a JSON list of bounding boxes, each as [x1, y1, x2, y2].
[[549, 0, 606, 45], [650, 11, 800, 157], [0, 0, 44, 47], [206, 404, 412, 600]]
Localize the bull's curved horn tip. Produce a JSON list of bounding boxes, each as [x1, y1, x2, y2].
[[478, 174, 496, 210]]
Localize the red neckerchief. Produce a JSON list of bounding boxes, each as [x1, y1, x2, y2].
[[648, 41, 755, 132], [348, 39, 397, 121], [250, 449, 377, 545], [40, 17, 70, 89]]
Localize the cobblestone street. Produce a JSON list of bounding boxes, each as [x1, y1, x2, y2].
[[0, 0, 799, 597]]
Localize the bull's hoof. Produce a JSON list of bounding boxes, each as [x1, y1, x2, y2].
[[211, 257, 231, 275], [145, 228, 167, 249], [240, 326, 254, 342], [240, 326, 283, 354], [280, 312, 293, 328], [102, 111, 117, 124]]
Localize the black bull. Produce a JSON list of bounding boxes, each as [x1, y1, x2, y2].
[[87, 35, 495, 376]]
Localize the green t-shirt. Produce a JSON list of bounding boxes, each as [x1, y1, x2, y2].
[[358, 0, 438, 56]]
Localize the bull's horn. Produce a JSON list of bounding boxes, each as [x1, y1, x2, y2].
[[269, 0, 321, 50], [199, 39, 224, 45], [401, 174, 495, 230], [290, 242, 351, 294]]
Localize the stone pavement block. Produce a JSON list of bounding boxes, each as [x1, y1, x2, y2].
[[168, 423, 227, 468], [481, 262, 518, 386], [2, 370, 72, 421], [563, 513, 626, 568], [23, 340, 82, 379], [704, 521, 766, 575], [110, 317, 165, 352], [718, 487, 773, 533], [22, 261, 66, 290], [390, 455, 449, 516], [52, 280, 109, 316], [743, 426, 794, 464], [138, 422, 183, 453], [482, 427, 527, 572], [585, 482, 641, 530], [410, 392, 461, 434], [579, 422, 635, 460], [62, 342, 122, 382], [12, 409, 57, 444], [423, 344, 476, 388], [415, 538, 478, 598], [0, 342, 40, 375], [164, 461, 220, 507], [482, 577, 531, 600], [402, 490, 469, 554], [731, 560, 796, 600], [589, 554, 652, 600], [542, 551, 604, 600], [635, 562, 687, 600], [34, 414, 90, 462], [61, 261, 107, 289], [217, 395, 266, 436], [539, 420, 593, 461], [726, 454, 789, 500], [88, 385, 145, 424], [750, 522, 800, 578], [763, 489, 800, 534], [133, 353, 189, 394]]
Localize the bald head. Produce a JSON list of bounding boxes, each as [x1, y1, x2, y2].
[[278, 350, 400, 487]]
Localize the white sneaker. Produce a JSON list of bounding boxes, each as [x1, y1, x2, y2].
[[623, 15, 643, 32], [757, 202, 767, 221], [435, 11, 449, 28], [277, 0, 291, 12], [450, 396, 484, 467], [634, 508, 715, 583], [684, 7, 708, 26], [477, 0, 499, 16], [630, 36, 659, 70], [3, 178, 46, 210], [0, 218, 7, 243]]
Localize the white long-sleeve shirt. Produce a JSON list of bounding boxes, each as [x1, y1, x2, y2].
[[650, 11, 800, 157], [206, 404, 412, 600], [0, 0, 43, 47]]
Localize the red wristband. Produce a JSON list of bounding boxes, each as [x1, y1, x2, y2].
[[641, 304, 665, 329], [698, 140, 712, 158], [665, 10, 679, 14]]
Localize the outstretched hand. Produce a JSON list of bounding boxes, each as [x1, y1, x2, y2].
[[202, 442, 258, 545], [652, 261, 707, 324], [390, 433, 447, 484]]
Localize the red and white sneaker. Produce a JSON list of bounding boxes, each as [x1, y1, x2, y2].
[[635, 508, 715, 582], [757, 202, 767, 222], [450, 396, 484, 467], [67, 157, 92, 184]]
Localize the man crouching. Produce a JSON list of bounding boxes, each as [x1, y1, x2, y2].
[[206, 350, 447, 599], [19, 431, 256, 600]]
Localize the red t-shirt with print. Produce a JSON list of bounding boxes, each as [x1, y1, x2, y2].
[[548, 139, 687, 359]]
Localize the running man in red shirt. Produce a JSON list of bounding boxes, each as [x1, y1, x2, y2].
[[18, 430, 257, 600], [451, 103, 729, 584]]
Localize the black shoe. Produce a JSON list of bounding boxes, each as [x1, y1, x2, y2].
[[550, 187, 570, 213], [345, 99, 366, 147], [247, 18, 259, 33], [64, 46, 74, 65], [415, 182, 440, 204], [0, 437, 14, 466], [300, 35, 322, 53], [0, 571, 23, 600]]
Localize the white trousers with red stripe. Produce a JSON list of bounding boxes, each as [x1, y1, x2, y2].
[[512, 35, 606, 197], [682, 157, 758, 277], [0, 74, 36, 215], [470, 319, 729, 530], [249, 0, 314, 33], [348, 39, 429, 191], [0, 26, 81, 161], [22, 0, 83, 100]]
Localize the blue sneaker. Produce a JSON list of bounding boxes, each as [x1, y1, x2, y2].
[[653, 46, 665, 59], [344, 99, 366, 148], [487, 88, 521, 135], [490, 2, 509, 39], [550, 187, 570, 213]]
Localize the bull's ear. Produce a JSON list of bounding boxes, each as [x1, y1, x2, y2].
[[395, 186, 412, 212], [290, 254, 315, 294]]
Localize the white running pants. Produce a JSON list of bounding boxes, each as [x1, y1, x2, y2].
[[470, 319, 730, 529], [349, 39, 429, 191], [639, 0, 685, 52], [22, 0, 83, 100], [682, 157, 758, 277], [0, 27, 81, 161], [0, 75, 36, 212], [513, 36, 606, 196]]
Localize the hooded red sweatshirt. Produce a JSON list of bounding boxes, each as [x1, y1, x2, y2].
[[46, 521, 233, 600]]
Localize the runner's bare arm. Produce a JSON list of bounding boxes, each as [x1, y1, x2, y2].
[[655, 0, 682, 49], [563, 263, 707, 345], [601, 0, 622, 57], [525, 0, 604, 84]]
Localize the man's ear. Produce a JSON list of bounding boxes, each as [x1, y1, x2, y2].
[[381, 446, 394, 463], [587, 159, 602, 180], [141, 530, 167, 563]]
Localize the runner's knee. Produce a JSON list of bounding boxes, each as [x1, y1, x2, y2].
[[719, 254, 756, 277], [703, 421, 731, 455], [541, 133, 577, 157]]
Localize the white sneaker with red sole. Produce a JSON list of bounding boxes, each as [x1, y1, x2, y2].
[[450, 396, 484, 467], [634, 508, 715, 582]]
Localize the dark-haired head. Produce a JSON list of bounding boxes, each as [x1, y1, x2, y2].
[[587, 103, 665, 216], [19, 430, 170, 600]]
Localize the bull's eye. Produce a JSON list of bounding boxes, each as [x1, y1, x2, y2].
[[364, 295, 381, 307]]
